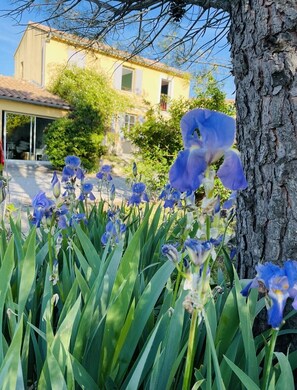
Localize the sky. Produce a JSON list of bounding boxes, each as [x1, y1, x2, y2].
[[0, 5, 235, 98], [0, 14, 30, 76]]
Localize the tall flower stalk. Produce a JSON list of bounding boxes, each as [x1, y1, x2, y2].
[[161, 108, 248, 387]]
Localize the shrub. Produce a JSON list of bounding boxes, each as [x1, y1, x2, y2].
[[45, 66, 130, 171]]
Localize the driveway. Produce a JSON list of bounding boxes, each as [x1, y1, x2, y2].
[[3, 160, 130, 209]]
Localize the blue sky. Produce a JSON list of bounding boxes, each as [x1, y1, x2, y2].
[[0, 8, 235, 98], [0, 16, 30, 76]]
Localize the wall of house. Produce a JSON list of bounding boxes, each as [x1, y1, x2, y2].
[[44, 38, 190, 105], [14, 25, 190, 154], [14, 27, 44, 86], [15, 26, 190, 104]]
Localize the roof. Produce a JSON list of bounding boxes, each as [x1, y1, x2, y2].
[[28, 22, 190, 79], [0, 75, 70, 109]]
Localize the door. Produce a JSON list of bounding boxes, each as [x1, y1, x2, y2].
[[3, 112, 54, 161]]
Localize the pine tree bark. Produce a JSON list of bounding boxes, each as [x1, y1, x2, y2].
[[229, 0, 297, 278]]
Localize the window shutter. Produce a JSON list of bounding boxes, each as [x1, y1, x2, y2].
[[68, 49, 85, 68], [113, 63, 123, 90], [168, 79, 174, 98], [135, 69, 143, 95]]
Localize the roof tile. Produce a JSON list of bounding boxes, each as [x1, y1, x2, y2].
[[0, 75, 70, 109]]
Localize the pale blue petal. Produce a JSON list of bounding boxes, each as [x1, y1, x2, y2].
[[58, 215, 68, 229], [89, 192, 96, 201], [181, 109, 235, 162], [256, 262, 284, 287], [284, 260, 297, 286], [65, 155, 81, 168], [240, 280, 253, 297], [180, 110, 202, 148], [142, 192, 149, 202], [217, 149, 248, 190], [267, 293, 288, 329], [62, 166, 74, 181], [169, 148, 207, 192]]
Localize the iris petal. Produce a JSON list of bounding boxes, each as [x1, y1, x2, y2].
[[217, 149, 248, 190], [267, 292, 288, 328], [240, 280, 253, 297], [284, 260, 297, 286], [181, 109, 235, 160], [169, 148, 207, 192], [256, 262, 284, 288], [180, 110, 202, 148]]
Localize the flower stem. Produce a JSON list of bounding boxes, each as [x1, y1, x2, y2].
[[47, 216, 55, 272], [183, 307, 199, 390], [48, 230, 53, 272], [262, 328, 278, 390], [172, 268, 182, 306], [84, 198, 89, 219], [206, 214, 211, 241]]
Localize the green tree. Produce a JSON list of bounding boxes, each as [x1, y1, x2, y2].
[[45, 66, 130, 171]]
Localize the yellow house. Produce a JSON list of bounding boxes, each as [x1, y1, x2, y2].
[[0, 75, 70, 161], [10, 22, 190, 156]]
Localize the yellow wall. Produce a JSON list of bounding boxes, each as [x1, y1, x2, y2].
[[14, 27, 44, 85], [15, 25, 190, 107]]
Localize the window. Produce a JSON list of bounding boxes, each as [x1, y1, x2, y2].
[[119, 114, 136, 141], [121, 67, 133, 91], [124, 114, 136, 130], [160, 79, 170, 111], [68, 49, 85, 68]]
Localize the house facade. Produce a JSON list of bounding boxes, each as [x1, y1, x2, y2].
[[0, 22, 191, 160], [13, 22, 190, 154]]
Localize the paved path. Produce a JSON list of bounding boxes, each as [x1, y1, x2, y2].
[[2, 160, 130, 209]]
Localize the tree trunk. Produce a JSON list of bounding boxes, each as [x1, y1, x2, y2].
[[229, 0, 297, 278]]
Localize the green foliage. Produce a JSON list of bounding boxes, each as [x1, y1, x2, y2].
[[0, 193, 295, 388], [45, 66, 130, 170], [125, 73, 235, 193], [129, 146, 175, 193], [5, 113, 31, 138], [0, 207, 295, 388], [192, 72, 236, 117]]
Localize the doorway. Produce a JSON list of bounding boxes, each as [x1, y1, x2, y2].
[[3, 112, 54, 161]]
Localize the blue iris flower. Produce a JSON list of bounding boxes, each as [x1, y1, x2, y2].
[[96, 165, 113, 181], [32, 191, 55, 227], [169, 109, 248, 193], [241, 260, 297, 329], [62, 155, 84, 182], [78, 182, 96, 201], [159, 184, 181, 209], [161, 244, 180, 263], [65, 155, 80, 168], [101, 219, 126, 246], [56, 204, 69, 229], [128, 182, 149, 206], [184, 238, 212, 266], [70, 213, 87, 226]]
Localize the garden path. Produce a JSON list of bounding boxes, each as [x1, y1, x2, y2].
[[1, 160, 130, 227]]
